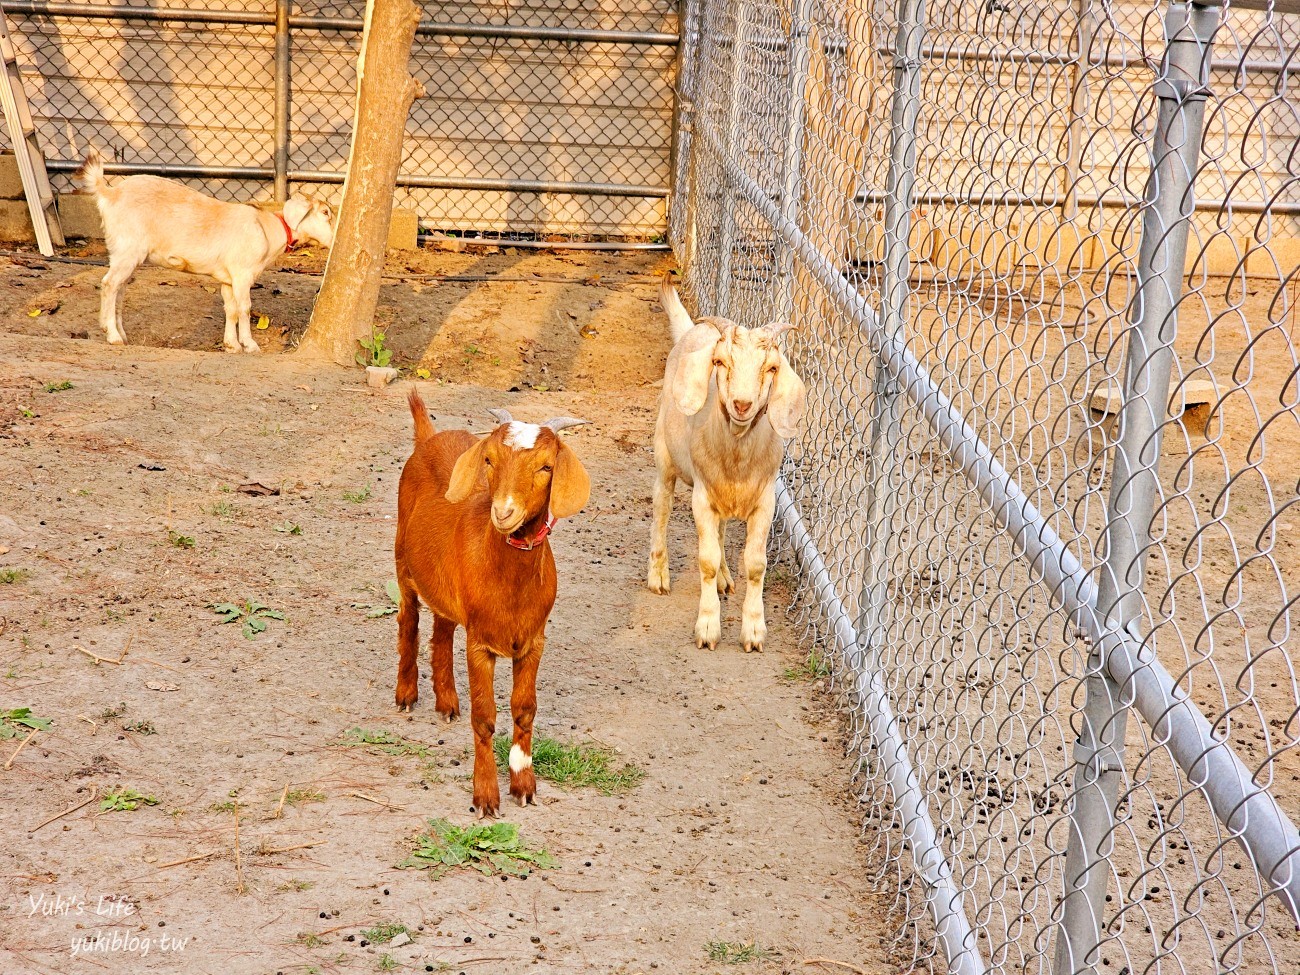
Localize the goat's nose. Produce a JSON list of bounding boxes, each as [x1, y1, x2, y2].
[[494, 502, 517, 523], [732, 399, 753, 416]]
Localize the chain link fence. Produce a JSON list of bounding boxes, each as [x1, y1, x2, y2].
[[671, 0, 1300, 973], [0, 0, 677, 238]]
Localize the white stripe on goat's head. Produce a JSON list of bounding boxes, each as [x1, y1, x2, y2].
[[673, 314, 808, 438], [445, 409, 592, 537]]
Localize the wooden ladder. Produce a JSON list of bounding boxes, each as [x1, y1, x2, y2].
[[0, 11, 62, 256]]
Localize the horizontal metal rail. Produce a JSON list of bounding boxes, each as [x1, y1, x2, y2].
[[697, 115, 1300, 925], [876, 42, 1300, 74], [856, 189, 1300, 216], [0, 1, 679, 44], [44, 160, 669, 199]]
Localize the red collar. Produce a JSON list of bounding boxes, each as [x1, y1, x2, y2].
[[276, 213, 295, 250], [506, 512, 556, 551]]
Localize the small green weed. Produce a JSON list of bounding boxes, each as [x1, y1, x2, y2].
[[492, 734, 644, 795], [343, 484, 372, 503], [274, 521, 303, 535], [781, 648, 832, 682], [278, 880, 315, 892], [335, 727, 430, 758], [353, 580, 401, 618], [210, 600, 286, 640], [400, 819, 556, 878], [355, 329, 393, 368], [208, 500, 233, 518], [705, 941, 773, 964], [167, 530, 195, 550], [0, 707, 51, 739], [378, 954, 397, 972], [124, 720, 156, 735], [99, 702, 126, 720], [209, 800, 243, 814], [19, 407, 34, 418], [362, 922, 409, 945], [100, 788, 159, 812], [285, 788, 325, 806], [44, 380, 73, 393], [0, 568, 29, 584], [297, 931, 326, 948]]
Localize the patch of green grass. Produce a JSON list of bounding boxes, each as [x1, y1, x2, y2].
[[781, 648, 832, 682], [167, 530, 195, 550], [277, 880, 315, 892], [705, 941, 773, 964], [378, 955, 397, 972], [209, 800, 243, 814], [274, 521, 302, 535], [335, 727, 430, 758], [0, 568, 29, 584], [491, 734, 645, 795], [19, 406, 34, 418], [285, 788, 325, 806], [400, 819, 556, 878], [0, 707, 51, 739], [44, 380, 73, 393], [297, 931, 326, 948], [362, 922, 409, 945], [124, 720, 156, 735], [210, 600, 286, 640], [343, 484, 372, 503], [100, 788, 159, 812], [99, 703, 126, 720], [208, 500, 233, 518]]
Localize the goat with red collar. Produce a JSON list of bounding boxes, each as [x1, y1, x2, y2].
[[74, 148, 334, 352], [394, 390, 591, 818]]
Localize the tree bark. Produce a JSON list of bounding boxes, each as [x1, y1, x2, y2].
[[296, 0, 423, 364]]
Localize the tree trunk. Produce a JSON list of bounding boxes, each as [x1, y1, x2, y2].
[[296, 0, 423, 364]]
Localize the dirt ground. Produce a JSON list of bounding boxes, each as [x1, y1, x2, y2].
[[0, 243, 896, 975]]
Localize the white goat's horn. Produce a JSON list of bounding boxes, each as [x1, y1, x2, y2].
[[542, 417, 588, 432], [486, 408, 514, 424]]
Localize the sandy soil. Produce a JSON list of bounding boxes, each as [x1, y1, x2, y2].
[[0, 244, 896, 975]]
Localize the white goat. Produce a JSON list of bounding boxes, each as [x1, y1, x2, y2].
[[648, 279, 807, 652], [74, 148, 334, 352]]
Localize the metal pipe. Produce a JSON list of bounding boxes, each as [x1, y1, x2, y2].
[[774, 0, 812, 322], [715, 1, 750, 318], [0, 1, 679, 44], [1056, 6, 1219, 971], [414, 225, 669, 251], [855, 188, 1300, 216], [695, 92, 1300, 932], [776, 478, 989, 975], [44, 159, 668, 198], [272, 0, 289, 204]]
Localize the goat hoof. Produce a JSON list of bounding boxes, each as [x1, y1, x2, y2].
[[240, 341, 262, 354], [743, 641, 764, 653], [223, 341, 241, 353]]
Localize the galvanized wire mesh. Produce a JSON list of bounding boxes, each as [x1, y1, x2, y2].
[[1, 0, 677, 237], [672, 0, 1300, 973]]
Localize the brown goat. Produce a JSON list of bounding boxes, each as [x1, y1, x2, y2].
[[394, 390, 590, 817]]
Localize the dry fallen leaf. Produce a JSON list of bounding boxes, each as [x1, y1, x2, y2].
[[145, 681, 179, 692], [255, 314, 270, 330]]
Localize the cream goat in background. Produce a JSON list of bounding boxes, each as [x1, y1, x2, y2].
[[75, 148, 334, 352], [648, 278, 807, 652]]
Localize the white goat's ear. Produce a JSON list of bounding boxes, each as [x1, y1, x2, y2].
[[281, 196, 309, 228], [767, 353, 807, 439], [446, 436, 489, 503], [549, 440, 590, 519], [673, 328, 719, 416]]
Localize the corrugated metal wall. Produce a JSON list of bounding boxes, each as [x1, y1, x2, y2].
[[2, 0, 678, 238]]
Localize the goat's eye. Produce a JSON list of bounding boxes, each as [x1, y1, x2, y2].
[[484, 457, 492, 467], [768, 365, 780, 375], [712, 359, 725, 369], [539, 465, 552, 474]]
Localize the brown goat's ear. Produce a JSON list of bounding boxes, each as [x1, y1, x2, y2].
[[446, 436, 489, 503], [549, 440, 590, 519], [673, 328, 720, 416], [767, 353, 807, 440]]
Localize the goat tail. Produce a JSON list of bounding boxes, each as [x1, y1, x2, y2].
[[659, 275, 696, 345], [407, 387, 436, 445], [73, 148, 106, 195]]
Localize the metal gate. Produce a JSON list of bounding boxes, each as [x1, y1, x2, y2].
[[0, 0, 678, 238]]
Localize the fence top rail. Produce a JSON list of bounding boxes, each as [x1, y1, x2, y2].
[[0, 0, 680, 44]]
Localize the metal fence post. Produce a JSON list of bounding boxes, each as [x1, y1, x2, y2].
[[774, 0, 812, 322], [1053, 4, 1220, 973], [715, 0, 749, 317], [273, 0, 290, 203]]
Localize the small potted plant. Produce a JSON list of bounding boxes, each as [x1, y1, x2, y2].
[[357, 328, 399, 387]]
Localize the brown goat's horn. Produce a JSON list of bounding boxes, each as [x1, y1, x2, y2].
[[542, 417, 588, 432], [486, 408, 514, 425]]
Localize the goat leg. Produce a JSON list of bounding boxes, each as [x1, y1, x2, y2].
[[691, 486, 723, 650], [716, 519, 735, 595], [429, 613, 459, 721], [467, 643, 500, 819], [220, 284, 241, 353], [740, 489, 776, 652], [394, 582, 421, 711], [507, 647, 541, 807], [647, 467, 675, 594]]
